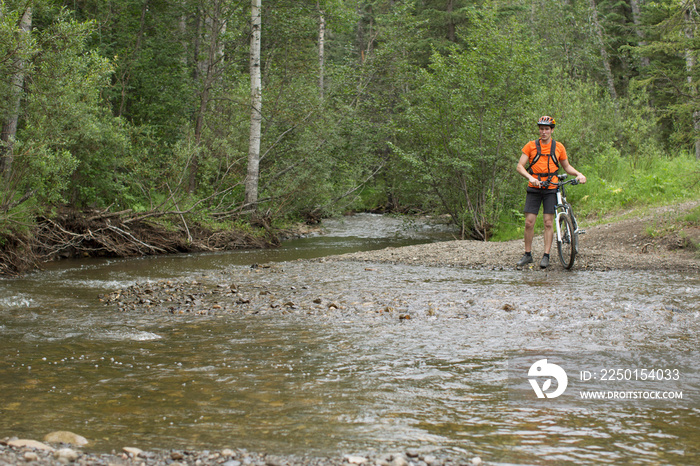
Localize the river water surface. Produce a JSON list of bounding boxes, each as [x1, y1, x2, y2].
[[1, 214, 699, 465]]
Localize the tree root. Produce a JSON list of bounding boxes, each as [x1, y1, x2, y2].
[[0, 208, 278, 276]]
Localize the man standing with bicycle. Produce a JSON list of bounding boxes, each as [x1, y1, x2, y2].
[[516, 116, 587, 268]]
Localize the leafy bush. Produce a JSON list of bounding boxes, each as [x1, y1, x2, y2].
[[392, 8, 541, 239]]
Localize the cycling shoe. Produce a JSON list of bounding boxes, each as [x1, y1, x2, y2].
[[517, 254, 533, 267]]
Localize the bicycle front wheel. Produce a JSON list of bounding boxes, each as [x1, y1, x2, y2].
[[557, 214, 576, 269], [565, 203, 580, 251]]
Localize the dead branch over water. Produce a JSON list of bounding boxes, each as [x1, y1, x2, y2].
[[0, 208, 278, 276]]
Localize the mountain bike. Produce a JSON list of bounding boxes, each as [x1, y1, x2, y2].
[[543, 174, 584, 269]]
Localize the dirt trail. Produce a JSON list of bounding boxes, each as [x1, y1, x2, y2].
[[324, 201, 700, 273]]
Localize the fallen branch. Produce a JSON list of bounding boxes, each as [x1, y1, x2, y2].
[[86, 209, 133, 222], [105, 223, 168, 254]]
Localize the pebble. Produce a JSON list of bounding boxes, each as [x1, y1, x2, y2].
[[54, 448, 79, 463], [265, 455, 286, 466], [344, 456, 367, 464], [123, 446, 144, 457], [1, 440, 485, 466]]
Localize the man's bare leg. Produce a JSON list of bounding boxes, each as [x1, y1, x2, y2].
[[524, 212, 537, 252], [543, 213, 554, 254]]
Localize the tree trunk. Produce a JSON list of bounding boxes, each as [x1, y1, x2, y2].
[[192, 4, 202, 83], [629, 0, 650, 69], [589, 0, 618, 99], [0, 6, 32, 179], [685, 6, 700, 160], [179, 1, 188, 66], [189, 0, 226, 193], [446, 0, 455, 43], [245, 0, 262, 209], [318, 1, 325, 99], [118, 0, 148, 117]]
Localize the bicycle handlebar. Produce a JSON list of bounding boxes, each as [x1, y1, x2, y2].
[[541, 173, 579, 188]]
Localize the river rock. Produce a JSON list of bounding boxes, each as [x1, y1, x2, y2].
[[405, 448, 420, 458], [344, 455, 367, 464], [266, 454, 290, 466], [7, 439, 54, 452], [54, 447, 80, 463], [123, 446, 144, 457], [471, 457, 483, 465], [44, 431, 89, 446]]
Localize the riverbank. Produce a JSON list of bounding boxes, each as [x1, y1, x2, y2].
[[4, 440, 491, 466], [0, 441, 482, 466], [3, 201, 697, 277], [324, 200, 700, 272], [0, 208, 306, 277]]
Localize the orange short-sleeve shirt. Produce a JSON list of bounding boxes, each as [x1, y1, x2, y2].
[[522, 139, 567, 189]]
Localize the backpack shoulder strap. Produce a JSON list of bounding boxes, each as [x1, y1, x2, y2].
[[526, 140, 540, 174], [550, 140, 559, 168]]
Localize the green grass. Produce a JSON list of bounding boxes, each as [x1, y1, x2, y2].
[[490, 209, 525, 242], [491, 151, 700, 242], [570, 151, 700, 219], [682, 205, 700, 225]]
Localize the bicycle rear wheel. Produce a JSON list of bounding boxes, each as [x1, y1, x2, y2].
[[557, 214, 576, 269]]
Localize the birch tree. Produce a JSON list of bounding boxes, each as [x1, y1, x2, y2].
[[245, 0, 262, 209], [318, 1, 326, 99], [0, 5, 32, 179]]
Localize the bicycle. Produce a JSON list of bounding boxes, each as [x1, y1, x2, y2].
[[542, 174, 585, 269]]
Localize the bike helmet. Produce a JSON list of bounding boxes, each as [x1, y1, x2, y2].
[[537, 115, 556, 128]]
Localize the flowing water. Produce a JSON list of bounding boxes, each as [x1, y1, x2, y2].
[[1, 214, 699, 465]]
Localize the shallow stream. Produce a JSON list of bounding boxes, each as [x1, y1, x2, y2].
[[1, 214, 699, 464]]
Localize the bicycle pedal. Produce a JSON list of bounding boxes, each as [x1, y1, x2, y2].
[[576, 229, 586, 235]]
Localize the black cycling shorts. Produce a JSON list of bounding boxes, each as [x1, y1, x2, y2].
[[524, 188, 557, 215]]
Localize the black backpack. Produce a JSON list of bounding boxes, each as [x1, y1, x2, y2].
[[526, 139, 559, 177]]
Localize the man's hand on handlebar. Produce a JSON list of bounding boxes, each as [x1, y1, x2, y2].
[[530, 173, 585, 188]]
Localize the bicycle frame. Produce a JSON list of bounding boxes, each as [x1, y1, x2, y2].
[[555, 185, 572, 242], [545, 174, 581, 268]]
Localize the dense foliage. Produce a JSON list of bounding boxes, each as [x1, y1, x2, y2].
[[1, 0, 698, 240]]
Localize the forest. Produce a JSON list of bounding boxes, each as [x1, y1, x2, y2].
[[1, 0, 699, 274]]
